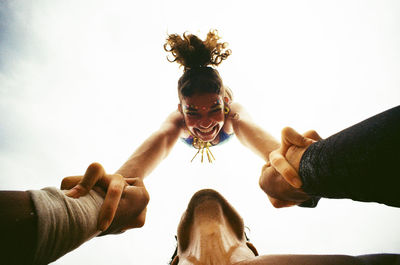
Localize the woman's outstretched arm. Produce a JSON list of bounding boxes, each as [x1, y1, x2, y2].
[[230, 102, 280, 162], [61, 111, 182, 232], [116, 110, 183, 179]]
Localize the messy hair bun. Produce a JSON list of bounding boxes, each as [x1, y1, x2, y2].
[[164, 29, 232, 70], [165, 30, 233, 100]]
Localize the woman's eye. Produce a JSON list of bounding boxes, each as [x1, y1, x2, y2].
[[211, 108, 222, 113], [186, 112, 199, 117]]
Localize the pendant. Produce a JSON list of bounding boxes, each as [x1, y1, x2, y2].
[[191, 137, 215, 163]]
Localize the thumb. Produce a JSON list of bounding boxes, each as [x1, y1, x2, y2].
[[281, 127, 314, 149]]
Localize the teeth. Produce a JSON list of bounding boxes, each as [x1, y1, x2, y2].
[[199, 127, 214, 133]]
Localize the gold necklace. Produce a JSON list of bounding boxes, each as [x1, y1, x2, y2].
[[191, 137, 215, 163]]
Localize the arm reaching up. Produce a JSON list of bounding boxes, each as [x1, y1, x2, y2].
[[116, 110, 184, 179], [0, 162, 149, 265], [260, 105, 400, 208]]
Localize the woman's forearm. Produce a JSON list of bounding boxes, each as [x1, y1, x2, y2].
[[231, 105, 279, 161], [116, 113, 182, 179]]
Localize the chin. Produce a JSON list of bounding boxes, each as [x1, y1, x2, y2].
[[198, 134, 217, 142]]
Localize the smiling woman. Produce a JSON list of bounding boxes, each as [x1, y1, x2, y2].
[[166, 31, 236, 161], [63, 29, 281, 231], [165, 30, 252, 154]]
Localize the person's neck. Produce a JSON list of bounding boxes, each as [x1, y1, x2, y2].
[[178, 197, 255, 264], [181, 207, 252, 265], [185, 221, 241, 264]]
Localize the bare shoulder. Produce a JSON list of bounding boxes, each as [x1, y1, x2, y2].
[[228, 102, 251, 122], [230, 102, 244, 112], [222, 102, 242, 133]]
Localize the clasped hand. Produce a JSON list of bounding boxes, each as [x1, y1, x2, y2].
[[259, 127, 322, 208], [61, 162, 149, 234]]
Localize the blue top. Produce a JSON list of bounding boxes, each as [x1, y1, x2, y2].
[[181, 130, 234, 148]]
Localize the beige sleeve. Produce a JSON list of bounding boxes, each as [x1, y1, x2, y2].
[[28, 187, 104, 265]]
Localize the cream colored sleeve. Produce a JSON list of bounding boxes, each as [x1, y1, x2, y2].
[[28, 187, 104, 265]]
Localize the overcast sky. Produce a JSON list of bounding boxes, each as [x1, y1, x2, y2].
[[1, 0, 399, 264]]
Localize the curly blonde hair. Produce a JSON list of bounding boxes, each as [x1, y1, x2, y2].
[[164, 30, 233, 100]]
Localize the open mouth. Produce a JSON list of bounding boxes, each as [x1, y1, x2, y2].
[[194, 125, 218, 140]]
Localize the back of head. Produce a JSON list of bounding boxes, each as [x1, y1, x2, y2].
[[164, 30, 232, 99]]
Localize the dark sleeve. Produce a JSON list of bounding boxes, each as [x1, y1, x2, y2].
[[356, 254, 400, 265], [298, 105, 400, 207], [0, 191, 38, 264]]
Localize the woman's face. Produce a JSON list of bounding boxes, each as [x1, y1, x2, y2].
[[180, 93, 225, 142]]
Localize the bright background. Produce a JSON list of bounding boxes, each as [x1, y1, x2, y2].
[[1, 0, 399, 264]]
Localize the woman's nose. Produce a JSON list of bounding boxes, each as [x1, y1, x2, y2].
[[198, 117, 212, 128]]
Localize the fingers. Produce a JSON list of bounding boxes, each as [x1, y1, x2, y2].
[[267, 194, 298, 208], [260, 127, 321, 207], [303, 129, 322, 141], [281, 127, 314, 152], [65, 162, 105, 198], [60, 176, 83, 190], [260, 162, 310, 207], [97, 174, 126, 231], [269, 150, 302, 188], [271, 127, 317, 188], [62, 163, 130, 232]]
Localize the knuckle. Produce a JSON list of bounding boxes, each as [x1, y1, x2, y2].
[[270, 156, 282, 166], [281, 126, 292, 136], [136, 220, 145, 228], [304, 129, 321, 141], [112, 173, 124, 181], [88, 162, 103, 171], [269, 197, 283, 208], [259, 171, 275, 195], [135, 216, 146, 228], [259, 176, 267, 191], [261, 163, 270, 173], [139, 189, 150, 206], [271, 201, 282, 208], [259, 179, 273, 196], [60, 178, 70, 189], [107, 186, 122, 197], [269, 149, 279, 158], [282, 168, 294, 178], [87, 162, 105, 176], [309, 130, 318, 136]]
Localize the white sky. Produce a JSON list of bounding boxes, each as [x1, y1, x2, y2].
[[0, 0, 399, 264]]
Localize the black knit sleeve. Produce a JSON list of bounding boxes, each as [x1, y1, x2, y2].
[[298, 105, 400, 208]]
